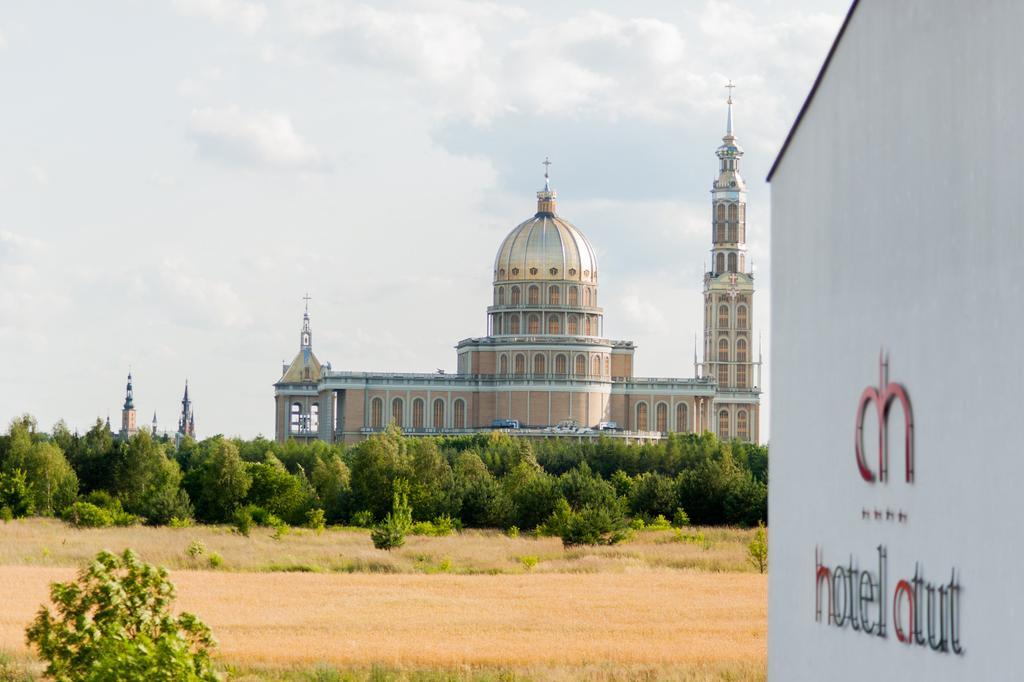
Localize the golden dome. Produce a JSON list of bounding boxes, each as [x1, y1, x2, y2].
[[493, 191, 598, 284]]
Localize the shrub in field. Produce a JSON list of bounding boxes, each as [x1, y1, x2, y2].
[[546, 498, 629, 548], [748, 522, 768, 574], [305, 508, 326, 534], [519, 555, 539, 571], [186, 540, 205, 559], [371, 480, 412, 551], [506, 525, 520, 538], [232, 505, 254, 537], [350, 510, 374, 528], [672, 507, 691, 528], [25, 549, 218, 681], [63, 502, 113, 528], [207, 553, 223, 569], [646, 514, 672, 531]]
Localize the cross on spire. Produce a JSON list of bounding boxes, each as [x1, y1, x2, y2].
[[725, 79, 735, 103], [302, 292, 312, 315], [542, 156, 552, 191]]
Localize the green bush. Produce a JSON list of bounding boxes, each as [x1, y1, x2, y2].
[[371, 480, 413, 551], [546, 498, 629, 548], [0, 506, 13, 523], [186, 541, 205, 559], [207, 553, 223, 569], [350, 510, 374, 528], [518, 555, 539, 571], [25, 549, 218, 681], [306, 508, 326, 534], [748, 522, 768, 573], [232, 506, 254, 537], [63, 501, 113, 528], [646, 514, 672, 531], [672, 507, 691, 528], [507, 525, 520, 538]]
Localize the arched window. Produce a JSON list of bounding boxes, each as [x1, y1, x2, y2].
[[716, 223, 726, 242], [493, 316, 501, 335], [736, 339, 748, 388], [719, 304, 729, 328], [592, 356, 600, 376], [737, 305, 748, 330], [737, 410, 749, 441], [528, 285, 539, 305], [498, 288, 505, 305], [290, 402, 301, 433], [718, 364, 728, 386], [555, 354, 567, 374], [433, 399, 445, 429], [453, 399, 466, 429], [728, 203, 738, 222], [584, 317, 592, 336], [515, 354, 525, 375], [718, 338, 729, 361], [371, 397, 383, 429], [534, 354, 545, 375], [500, 354, 508, 375], [716, 203, 725, 222], [656, 403, 668, 433], [391, 398, 403, 427], [719, 409, 730, 440], [716, 253, 725, 273], [548, 315, 560, 334], [728, 253, 738, 273], [528, 315, 539, 334], [568, 315, 578, 335], [411, 399, 424, 429], [310, 403, 319, 432], [568, 287, 579, 306], [510, 286, 521, 305], [584, 288, 591, 306], [676, 403, 689, 433], [636, 402, 649, 431], [549, 286, 560, 305], [575, 354, 586, 376], [510, 314, 520, 334]]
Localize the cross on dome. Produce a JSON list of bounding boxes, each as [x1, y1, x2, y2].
[[542, 156, 552, 191]]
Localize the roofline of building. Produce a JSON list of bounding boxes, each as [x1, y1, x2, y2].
[[766, 0, 860, 182]]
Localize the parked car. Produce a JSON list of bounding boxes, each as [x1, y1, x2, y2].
[[490, 419, 520, 429], [597, 421, 619, 431]]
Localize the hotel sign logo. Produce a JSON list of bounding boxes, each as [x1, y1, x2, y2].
[[813, 352, 964, 656], [855, 353, 914, 484]]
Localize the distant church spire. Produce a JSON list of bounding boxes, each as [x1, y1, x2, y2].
[[725, 79, 735, 136], [152, 411, 158, 436], [301, 294, 313, 352], [123, 371, 135, 410], [178, 381, 195, 440]]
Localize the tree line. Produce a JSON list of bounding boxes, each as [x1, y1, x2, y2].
[[0, 415, 767, 534]]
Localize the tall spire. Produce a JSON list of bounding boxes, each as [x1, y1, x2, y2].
[[123, 371, 134, 410], [152, 411, 158, 436], [300, 294, 313, 351], [725, 80, 735, 136]]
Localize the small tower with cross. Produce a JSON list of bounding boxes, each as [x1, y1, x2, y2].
[[536, 156, 557, 216], [701, 81, 761, 442], [275, 294, 325, 441]]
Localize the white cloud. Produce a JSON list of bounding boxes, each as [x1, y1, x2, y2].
[[157, 259, 252, 330], [187, 106, 329, 171], [173, 0, 268, 33], [0, 29, 6, 49]]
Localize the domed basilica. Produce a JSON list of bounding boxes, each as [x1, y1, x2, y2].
[[275, 95, 761, 443]]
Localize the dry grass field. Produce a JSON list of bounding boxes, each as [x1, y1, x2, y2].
[[0, 519, 757, 575], [0, 520, 766, 680]]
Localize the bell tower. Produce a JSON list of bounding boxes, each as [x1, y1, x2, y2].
[[702, 82, 761, 442]]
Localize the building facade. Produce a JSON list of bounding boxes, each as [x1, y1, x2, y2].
[[276, 100, 762, 444]]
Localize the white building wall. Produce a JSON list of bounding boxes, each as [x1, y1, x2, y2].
[[770, 1, 1024, 679]]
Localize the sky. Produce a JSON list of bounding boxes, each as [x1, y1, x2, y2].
[[0, 0, 849, 439]]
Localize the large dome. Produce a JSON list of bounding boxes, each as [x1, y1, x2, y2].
[[493, 192, 598, 284]]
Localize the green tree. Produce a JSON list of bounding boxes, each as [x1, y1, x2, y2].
[[246, 454, 314, 525], [112, 432, 191, 524], [188, 440, 251, 522], [628, 472, 678, 520], [311, 455, 351, 523], [408, 438, 454, 521], [349, 426, 412, 519], [372, 479, 413, 551], [4, 429, 78, 517], [452, 451, 506, 527], [747, 522, 768, 573], [26, 549, 218, 681], [0, 468, 34, 518]]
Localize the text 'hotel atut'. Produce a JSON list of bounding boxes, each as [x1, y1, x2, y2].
[[275, 94, 762, 445]]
